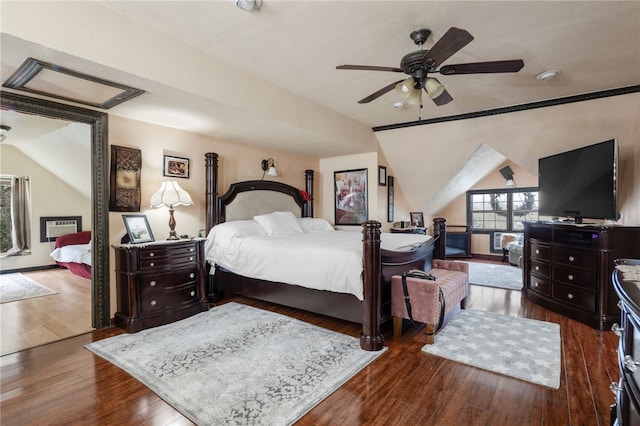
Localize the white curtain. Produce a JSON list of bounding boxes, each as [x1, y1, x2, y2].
[[6, 176, 32, 256]]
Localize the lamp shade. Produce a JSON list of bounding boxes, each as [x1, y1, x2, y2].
[[406, 88, 423, 106], [267, 166, 278, 176], [395, 78, 415, 99], [424, 78, 445, 99], [150, 181, 193, 208]]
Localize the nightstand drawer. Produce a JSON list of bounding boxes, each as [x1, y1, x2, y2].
[[140, 253, 198, 270], [553, 265, 597, 289], [552, 246, 597, 270], [552, 283, 595, 312], [139, 283, 200, 315], [139, 267, 199, 293]]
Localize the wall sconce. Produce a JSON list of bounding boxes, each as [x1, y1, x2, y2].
[[150, 181, 193, 240], [500, 166, 516, 187], [261, 158, 278, 179]]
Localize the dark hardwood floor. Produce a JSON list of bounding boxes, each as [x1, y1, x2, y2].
[[1, 270, 618, 425]]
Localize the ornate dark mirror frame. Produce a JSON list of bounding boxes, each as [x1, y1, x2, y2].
[[1, 91, 110, 328]]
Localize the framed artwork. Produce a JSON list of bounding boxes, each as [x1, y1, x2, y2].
[[334, 168, 368, 225], [378, 165, 387, 186], [109, 145, 141, 212], [387, 176, 394, 222], [410, 211, 425, 228], [122, 214, 155, 244], [163, 155, 190, 178]]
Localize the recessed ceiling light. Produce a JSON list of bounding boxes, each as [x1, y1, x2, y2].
[[536, 70, 561, 81], [235, 0, 262, 11]]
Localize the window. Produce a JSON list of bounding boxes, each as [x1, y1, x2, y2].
[[467, 187, 551, 233], [0, 176, 11, 253], [0, 175, 32, 256]]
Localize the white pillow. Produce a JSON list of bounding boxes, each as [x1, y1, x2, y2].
[[299, 217, 335, 232], [253, 211, 304, 236]]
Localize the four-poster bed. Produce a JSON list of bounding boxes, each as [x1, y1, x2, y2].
[[203, 152, 447, 351]]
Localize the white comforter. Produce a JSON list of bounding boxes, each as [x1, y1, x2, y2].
[[205, 225, 430, 300], [50, 243, 92, 266]]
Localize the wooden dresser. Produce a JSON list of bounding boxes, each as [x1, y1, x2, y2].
[[113, 239, 209, 332], [611, 259, 640, 426], [523, 222, 640, 330]]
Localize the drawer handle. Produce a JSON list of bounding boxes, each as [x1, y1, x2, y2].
[[568, 256, 575, 262], [189, 273, 195, 279], [189, 248, 194, 252], [568, 274, 574, 281], [189, 256, 194, 261], [150, 262, 155, 267], [618, 300, 624, 309], [533, 282, 539, 288], [150, 300, 157, 307], [610, 382, 622, 395], [535, 249, 540, 255], [190, 291, 196, 297], [567, 293, 574, 300], [624, 355, 640, 372], [535, 265, 539, 271], [150, 252, 155, 257], [612, 323, 624, 336], [149, 281, 157, 287]]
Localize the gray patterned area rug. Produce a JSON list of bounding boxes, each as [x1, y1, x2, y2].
[[462, 261, 524, 290], [422, 309, 560, 389], [86, 302, 386, 425], [0, 273, 57, 303]]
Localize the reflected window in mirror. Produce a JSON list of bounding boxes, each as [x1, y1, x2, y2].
[[0, 175, 32, 256]]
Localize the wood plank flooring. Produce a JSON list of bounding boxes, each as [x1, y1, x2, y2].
[[1, 270, 618, 425], [0, 269, 92, 356]]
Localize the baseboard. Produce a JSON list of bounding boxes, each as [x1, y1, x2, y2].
[[0, 265, 60, 275]]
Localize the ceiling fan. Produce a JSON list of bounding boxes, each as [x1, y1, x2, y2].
[[336, 27, 524, 107]]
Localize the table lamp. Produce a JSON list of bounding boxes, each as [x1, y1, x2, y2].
[[150, 181, 193, 240]]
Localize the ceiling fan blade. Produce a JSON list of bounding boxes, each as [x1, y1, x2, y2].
[[337, 65, 404, 73], [422, 27, 474, 68], [357, 79, 405, 104], [438, 59, 525, 75], [432, 89, 453, 106]]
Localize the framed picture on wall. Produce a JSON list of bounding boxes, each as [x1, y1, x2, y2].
[[163, 155, 190, 178], [410, 211, 424, 228], [334, 168, 368, 225], [378, 165, 387, 186]]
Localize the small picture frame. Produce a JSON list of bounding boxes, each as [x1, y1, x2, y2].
[[410, 212, 424, 228], [122, 214, 155, 244], [378, 165, 387, 186], [163, 155, 190, 179]]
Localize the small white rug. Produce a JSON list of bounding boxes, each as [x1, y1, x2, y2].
[[422, 309, 560, 388], [462, 261, 523, 290], [86, 302, 386, 425], [0, 273, 58, 303]]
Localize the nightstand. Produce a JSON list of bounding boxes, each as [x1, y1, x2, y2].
[[113, 239, 209, 332]]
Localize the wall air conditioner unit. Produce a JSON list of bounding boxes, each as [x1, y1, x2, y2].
[[40, 216, 82, 242]]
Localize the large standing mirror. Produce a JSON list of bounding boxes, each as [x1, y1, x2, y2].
[[1, 91, 110, 328]]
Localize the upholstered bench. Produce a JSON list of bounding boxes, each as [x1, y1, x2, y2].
[[391, 260, 469, 344]]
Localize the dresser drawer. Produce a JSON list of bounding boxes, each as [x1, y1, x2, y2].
[[553, 265, 597, 289], [530, 259, 551, 279], [530, 242, 551, 262], [529, 274, 552, 296], [139, 283, 200, 315], [139, 267, 199, 293], [552, 246, 597, 270], [552, 283, 595, 312]]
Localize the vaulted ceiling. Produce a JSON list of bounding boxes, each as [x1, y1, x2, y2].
[[1, 1, 639, 215]]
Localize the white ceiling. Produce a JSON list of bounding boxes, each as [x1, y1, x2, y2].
[[1, 1, 639, 216]]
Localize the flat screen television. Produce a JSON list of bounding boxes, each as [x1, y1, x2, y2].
[[538, 139, 618, 224]]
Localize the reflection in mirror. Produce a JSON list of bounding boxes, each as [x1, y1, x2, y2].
[[0, 174, 32, 256], [1, 91, 110, 329]]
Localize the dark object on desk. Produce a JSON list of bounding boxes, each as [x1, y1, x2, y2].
[[390, 227, 426, 234]]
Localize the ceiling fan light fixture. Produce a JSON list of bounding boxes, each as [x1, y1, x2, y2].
[[395, 77, 415, 99], [406, 88, 422, 106], [424, 78, 445, 99]]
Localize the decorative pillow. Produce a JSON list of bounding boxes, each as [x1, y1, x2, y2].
[[253, 211, 304, 236], [299, 217, 335, 232]]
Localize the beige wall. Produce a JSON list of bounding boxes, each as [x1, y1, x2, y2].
[[0, 145, 91, 270]]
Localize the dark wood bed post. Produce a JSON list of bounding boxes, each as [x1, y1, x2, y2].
[[304, 169, 314, 218], [433, 217, 447, 260], [361, 220, 384, 351], [205, 153, 219, 233]]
